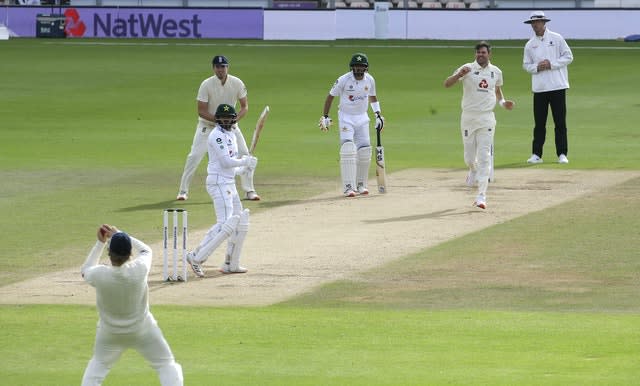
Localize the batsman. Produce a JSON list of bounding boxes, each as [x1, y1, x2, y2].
[[176, 55, 261, 202], [319, 53, 385, 197]]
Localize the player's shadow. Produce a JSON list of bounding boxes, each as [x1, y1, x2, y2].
[[116, 200, 210, 213], [258, 195, 352, 209], [363, 208, 477, 224]]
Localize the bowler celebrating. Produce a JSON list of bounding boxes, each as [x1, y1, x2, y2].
[[444, 41, 514, 209]]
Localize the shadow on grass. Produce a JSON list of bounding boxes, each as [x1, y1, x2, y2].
[[363, 208, 478, 224], [258, 194, 359, 209], [116, 199, 211, 212]]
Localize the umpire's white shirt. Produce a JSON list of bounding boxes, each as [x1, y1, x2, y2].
[[197, 74, 247, 126], [523, 29, 573, 93], [456, 60, 503, 113], [330, 72, 377, 115], [81, 237, 153, 334]]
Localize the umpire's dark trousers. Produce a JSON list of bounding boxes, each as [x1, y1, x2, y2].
[[531, 88, 568, 158]]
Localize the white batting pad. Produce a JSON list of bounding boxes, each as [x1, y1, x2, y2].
[[356, 146, 372, 190], [195, 214, 240, 263], [340, 141, 357, 192], [225, 209, 250, 271]]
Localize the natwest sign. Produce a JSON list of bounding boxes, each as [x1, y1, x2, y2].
[[0, 7, 263, 39], [83, 8, 262, 39], [93, 12, 203, 38]]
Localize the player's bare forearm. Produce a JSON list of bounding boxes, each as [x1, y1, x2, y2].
[[323, 95, 334, 116], [444, 66, 469, 88], [237, 97, 249, 121]]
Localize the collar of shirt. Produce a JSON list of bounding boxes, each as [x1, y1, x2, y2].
[[472, 60, 492, 71], [535, 29, 549, 41]]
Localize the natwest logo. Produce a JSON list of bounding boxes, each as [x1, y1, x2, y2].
[[65, 8, 86, 37], [94, 13, 203, 38]]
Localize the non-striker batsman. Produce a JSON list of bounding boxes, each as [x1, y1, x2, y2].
[[319, 53, 385, 197]]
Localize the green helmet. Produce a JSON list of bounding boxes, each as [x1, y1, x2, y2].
[[349, 53, 369, 68], [215, 103, 236, 117], [215, 103, 237, 130]]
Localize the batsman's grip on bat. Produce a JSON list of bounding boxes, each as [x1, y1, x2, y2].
[[375, 112, 385, 131], [241, 155, 258, 170], [318, 115, 333, 132]]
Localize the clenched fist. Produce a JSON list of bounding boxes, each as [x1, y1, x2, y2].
[[375, 112, 385, 131], [97, 224, 117, 243]]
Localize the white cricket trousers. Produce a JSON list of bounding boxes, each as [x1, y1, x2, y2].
[[206, 177, 243, 225], [461, 111, 496, 197], [337, 111, 371, 148], [81, 317, 183, 386]]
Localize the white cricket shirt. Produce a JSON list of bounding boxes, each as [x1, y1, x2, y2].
[[207, 126, 246, 183], [455, 60, 503, 113], [81, 237, 153, 334], [197, 74, 247, 125], [523, 29, 573, 93], [329, 72, 377, 115]]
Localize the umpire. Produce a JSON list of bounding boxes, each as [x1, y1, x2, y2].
[[522, 11, 573, 164]]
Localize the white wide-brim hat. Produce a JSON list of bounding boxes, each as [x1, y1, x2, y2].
[[524, 11, 551, 24]]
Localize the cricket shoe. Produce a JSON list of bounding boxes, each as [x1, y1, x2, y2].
[[473, 194, 487, 210], [466, 170, 477, 187], [219, 265, 248, 274], [344, 188, 356, 198], [526, 154, 543, 164], [176, 191, 188, 201], [357, 186, 369, 195], [186, 252, 205, 278], [246, 191, 261, 201], [558, 154, 569, 164]]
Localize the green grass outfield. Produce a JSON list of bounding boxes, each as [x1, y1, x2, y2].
[[1, 39, 639, 385]]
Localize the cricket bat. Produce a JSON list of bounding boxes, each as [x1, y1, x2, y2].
[[249, 105, 270, 154], [375, 127, 387, 193]]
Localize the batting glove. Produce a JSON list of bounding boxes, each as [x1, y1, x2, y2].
[[318, 115, 332, 132], [242, 155, 258, 169], [375, 112, 385, 131]]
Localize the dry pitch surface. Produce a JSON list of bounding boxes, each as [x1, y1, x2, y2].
[[1, 168, 637, 307]]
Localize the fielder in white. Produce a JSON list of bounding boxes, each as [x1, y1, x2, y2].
[[320, 53, 385, 197], [177, 54, 260, 202], [186, 104, 257, 277], [81, 225, 183, 386], [444, 41, 514, 209]]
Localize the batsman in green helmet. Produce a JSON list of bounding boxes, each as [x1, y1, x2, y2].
[[319, 53, 385, 197]]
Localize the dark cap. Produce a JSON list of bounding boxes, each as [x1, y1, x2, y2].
[[109, 232, 132, 256], [524, 11, 550, 24], [212, 55, 229, 66]]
